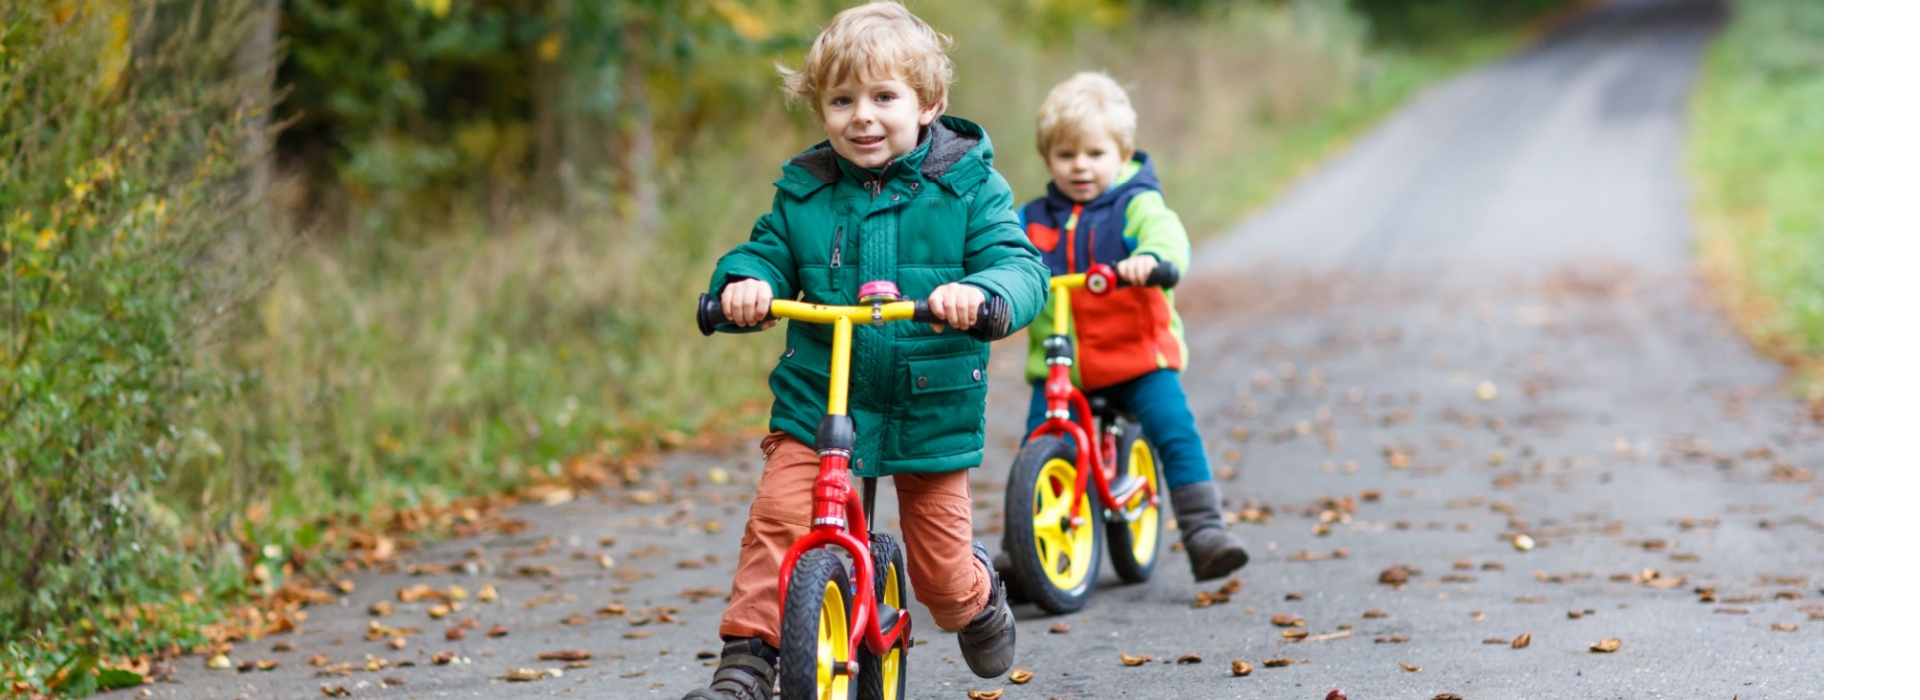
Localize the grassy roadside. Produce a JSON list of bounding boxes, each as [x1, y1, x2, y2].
[[3, 1, 1570, 694], [1686, 0, 1824, 409]]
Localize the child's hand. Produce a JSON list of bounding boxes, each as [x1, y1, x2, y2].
[[926, 283, 986, 333], [1116, 255, 1160, 286], [720, 278, 778, 330]]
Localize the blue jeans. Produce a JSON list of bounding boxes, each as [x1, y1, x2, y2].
[[1022, 369, 1213, 490]]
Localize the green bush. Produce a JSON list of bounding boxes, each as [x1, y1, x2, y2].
[[1688, 0, 1823, 376], [1, 0, 266, 669]]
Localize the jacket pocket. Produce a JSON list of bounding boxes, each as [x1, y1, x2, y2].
[[889, 352, 989, 459]]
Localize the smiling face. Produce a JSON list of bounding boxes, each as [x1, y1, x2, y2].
[[1046, 128, 1129, 203], [820, 72, 941, 171]]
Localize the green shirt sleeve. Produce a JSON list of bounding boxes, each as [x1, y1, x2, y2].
[[1124, 190, 1191, 276], [957, 169, 1049, 333]]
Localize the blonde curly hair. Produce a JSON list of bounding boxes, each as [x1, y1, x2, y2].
[[1035, 71, 1137, 158], [780, 0, 954, 118]]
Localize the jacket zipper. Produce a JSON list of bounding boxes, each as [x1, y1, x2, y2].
[[830, 227, 843, 268]]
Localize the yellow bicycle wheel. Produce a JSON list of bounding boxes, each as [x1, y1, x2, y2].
[[1003, 435, 1103, 614], [779, 549, 852, 700]]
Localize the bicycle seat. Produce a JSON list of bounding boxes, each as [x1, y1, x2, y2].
[[1086, 396, 1135, 423]]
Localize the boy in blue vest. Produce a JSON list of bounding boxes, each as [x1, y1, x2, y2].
[[1011, 72, 1249, 581]]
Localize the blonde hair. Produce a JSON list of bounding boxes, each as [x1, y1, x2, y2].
[[780, 0, 954, 118], [1035, 72, 1137, 158]]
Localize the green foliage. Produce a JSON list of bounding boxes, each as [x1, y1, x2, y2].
[[0, 0, 263, 676], [1348, 0, 1582, 47], [1688, 0, 1823, 365]]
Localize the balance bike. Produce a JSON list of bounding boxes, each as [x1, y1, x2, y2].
[[1001, 260, 1180, 614], [698, 281, 1011, 700]]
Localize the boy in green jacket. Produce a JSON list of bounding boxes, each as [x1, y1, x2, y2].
[[686, 2, 1048, 698]]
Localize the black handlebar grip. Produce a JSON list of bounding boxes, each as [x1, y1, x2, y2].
[[1118, 259, 1181, 289], [966, 295, 1012, 342], [696, 293, 729, 336], [913, 297, 1010, 342]]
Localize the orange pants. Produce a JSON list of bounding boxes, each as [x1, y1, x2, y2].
[[718, 432, 991, 648]]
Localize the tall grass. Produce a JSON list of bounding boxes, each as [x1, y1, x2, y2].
[[1687, 0, 1823, 398]]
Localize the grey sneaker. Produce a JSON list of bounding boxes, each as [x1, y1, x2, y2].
[[957, 541, 1016, 678], [681, 637, 776, 700]]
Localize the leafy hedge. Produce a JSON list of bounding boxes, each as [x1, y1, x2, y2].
[[1, 0, 268, 670]]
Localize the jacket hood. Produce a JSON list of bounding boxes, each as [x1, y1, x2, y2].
[[1041, 151, 1162, 207], [776, 115, 994, 198]]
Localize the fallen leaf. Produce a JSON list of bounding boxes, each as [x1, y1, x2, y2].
[[427, 604, 451, 619], [256, 659, 279, 671], [1374, 636, 1409, 644], [367, 601, 394, 617], [446, 627, 467, 641], [1361, 609, 1390, 619], [1512, 534, 1535, 551], [1121, 653, 1151, 666], [1399, 662, 1421, 672], [478, 584, 499, 602], [431, 652, 455, 665], [206, 654, 232, 670], [1773, 623, 1797, 632], [1476, 381, 1497, 401], [1483, 638, 1511, 645], [1281, 629, 1309, 640], [966, 691, 1003, 700], [1435, 694, 1465, 700], [382, 676, 405, 686], [539, 650, 593, 661], [1177, 653, 1203, 664], [1271, 613, 1304, 627], [308, 654, 330, 667], [1231, 659, 1253, 676], [488, 624, 510, 638], [504, 668, 547, 681], [1590, 638, 1622, 653], [1263, 657, 1304, 667], [1512, 632, 1531, 649], [1048, 623, 1071, 634], [1379, 565, 1417, 585], [1327, 692, 1347, 700], [1008, 669, 1033, 684], [321, 684, 351, 697]]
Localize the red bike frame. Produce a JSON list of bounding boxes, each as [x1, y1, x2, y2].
[[1024, 264, 1156, 530]]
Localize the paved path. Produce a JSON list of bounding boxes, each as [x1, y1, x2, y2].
[[115, 0, 1823, 697]]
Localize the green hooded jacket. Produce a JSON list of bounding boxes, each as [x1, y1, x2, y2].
[[707, 116, 1049, 477]]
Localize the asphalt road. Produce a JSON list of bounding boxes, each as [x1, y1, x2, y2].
[[114, 0, 1823, 698]]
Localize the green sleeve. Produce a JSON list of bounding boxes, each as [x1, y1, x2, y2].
[[1124, 191, 1191, 275], [958, 169, 1049, 332], [708, 191, 799, 300]]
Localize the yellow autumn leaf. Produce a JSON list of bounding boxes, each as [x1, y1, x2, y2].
[[710, 0, 770, 41], [36, 229, 58, 250], [537, 32, 563, 62]]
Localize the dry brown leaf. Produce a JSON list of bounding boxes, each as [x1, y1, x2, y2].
[[1327, 691, 1347, 700], [308, 654, 330, 667], [367, 601, 394, 617], [1177, 653, 1203, 664], [1120, 653, 1151, 667], [1374, 636, 1409, 644], [477, 584, 499, 602], [446, 627, 467, 641], [1379, 565, 1417, 585], [1048, 623, 1071, 634], [1231, 659, 1253, 676], [487, 624, 510, 638], [256, 659, 280, 671], [1262, 657, 1304, 667], [1590, 638, 1622, 653], [320, 684, 351, 697], [1399, 662, 1421, 672], [431, 652, 455, 665], [538, 650, 593, 662], [1363, 609, 1389, 619], [1281, 629, 1309, 641], [1008, 669, 1033, 684], [1435, 694, 1465, 700], [1773, 623, 1797, 632], [427, 604, 451, 619], [504, 668, 547, 682], [1512, 632, 1532, 649], [206, 654, 232, 670], [966, 691, 1004, 700], [1271, 613, 1305, 627]]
